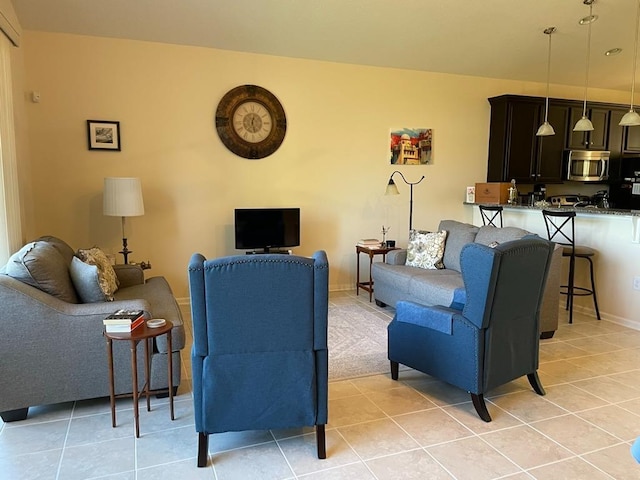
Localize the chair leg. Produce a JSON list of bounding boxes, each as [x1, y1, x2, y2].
[[197, 432, 209, 467], [586, 257, 601, 320], [527, 372, 546, 396], [567, 255, 576, 324], [390, 360, 399, 380], [471, 393, 492, 422], [316, 424, 326, 459]]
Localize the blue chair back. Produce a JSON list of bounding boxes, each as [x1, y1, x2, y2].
[[188, 252, 328, 435], [460, 240, 552, 391]]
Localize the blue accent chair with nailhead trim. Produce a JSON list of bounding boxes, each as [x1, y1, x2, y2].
[[188, 251, 329, 467], [387, 238, 553, 422]]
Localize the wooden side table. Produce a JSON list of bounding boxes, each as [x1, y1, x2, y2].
[[356, 245, 399, 302], [105, 320, 174, 438]]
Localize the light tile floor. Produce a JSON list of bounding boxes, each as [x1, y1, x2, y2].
[[1, 291, 640, 479]]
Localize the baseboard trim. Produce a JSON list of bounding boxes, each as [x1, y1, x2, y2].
[[562, 302, 640, 331]]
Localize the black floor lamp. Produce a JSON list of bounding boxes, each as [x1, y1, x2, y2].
[[385, 171, 425, 231]]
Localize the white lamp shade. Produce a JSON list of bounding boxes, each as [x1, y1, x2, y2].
[[620, 109, 640, 126], [385, 179, 400, 195], [573, 116, 594, 132], [103, 177, 145, 217], [536, 121, 556, 137]]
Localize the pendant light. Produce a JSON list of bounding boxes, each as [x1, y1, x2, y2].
[[620, 0, 640, 126], [574, 0, 597, 132], [537, 27, 557, 137]]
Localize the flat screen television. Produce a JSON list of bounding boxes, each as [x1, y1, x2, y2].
[[234, 208, 300, 253]]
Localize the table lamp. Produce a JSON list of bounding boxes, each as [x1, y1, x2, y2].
[[103, 177, 145, 264]]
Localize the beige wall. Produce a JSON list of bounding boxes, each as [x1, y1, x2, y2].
[[16, 31, 630, 301]]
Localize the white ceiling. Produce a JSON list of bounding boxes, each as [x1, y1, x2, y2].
[[11, 0, 640, 93]]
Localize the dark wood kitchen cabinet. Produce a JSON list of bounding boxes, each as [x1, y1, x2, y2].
[[487, 95, 566, 184], [568, 106, 609, 150], [623, 121, 640, 153], [536, 104, 570, 183]]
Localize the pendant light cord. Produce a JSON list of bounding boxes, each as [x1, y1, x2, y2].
[[582, 2, 593, 117], [630, 0, 640, 110], [544, 29, 553, 122]]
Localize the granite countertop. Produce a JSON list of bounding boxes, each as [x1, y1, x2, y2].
[[464, 202, 640, 217]]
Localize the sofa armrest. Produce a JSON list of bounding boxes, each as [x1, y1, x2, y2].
[[113, 264, 145, 288], [386, 249, 407, 265], [0, 274, 151, 317]]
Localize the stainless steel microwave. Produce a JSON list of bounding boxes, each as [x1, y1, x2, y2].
[[566, 150, 609, 182]]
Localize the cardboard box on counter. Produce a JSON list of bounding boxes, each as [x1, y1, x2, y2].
[[475, 182, 510, 204]]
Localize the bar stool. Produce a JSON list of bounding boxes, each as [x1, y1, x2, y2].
[[541, 209, 600, 324], [478, 205, 503, 227]]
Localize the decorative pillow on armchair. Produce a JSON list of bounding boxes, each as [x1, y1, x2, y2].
[[75, 247, 119, 301], [405, 230, 448, 269]]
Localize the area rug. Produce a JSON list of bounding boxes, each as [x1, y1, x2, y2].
[[328, 303, 393, 380]]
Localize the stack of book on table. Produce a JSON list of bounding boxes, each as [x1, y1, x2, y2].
[[103, 309, 145, 333], [357, 238, 382, 248]]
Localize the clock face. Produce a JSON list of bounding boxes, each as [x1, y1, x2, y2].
[[215, 85, 287, 159], [232, 101, 273, 143]]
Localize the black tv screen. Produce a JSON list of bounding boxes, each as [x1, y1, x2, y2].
[[234, 208, 300, 251]]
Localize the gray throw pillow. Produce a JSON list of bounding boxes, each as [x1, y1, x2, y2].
[[69, 256, 111, 303], [76, 247, 119, 300], [5, 241, 79, 303]]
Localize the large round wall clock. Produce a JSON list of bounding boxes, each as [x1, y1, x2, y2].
[[215, 85, 287, 159]]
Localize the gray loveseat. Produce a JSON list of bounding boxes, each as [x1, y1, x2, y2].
[[372, 220, 561, 338], [0, 236, 185, 422]]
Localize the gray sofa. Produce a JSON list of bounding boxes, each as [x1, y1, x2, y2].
[[372, 220, 561, 338], [0, 236, 185, 422]]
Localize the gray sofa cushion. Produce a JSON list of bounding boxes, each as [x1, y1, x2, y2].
[[5, 241, 79, 303], [438, 220, 479, 272], [474, 226, 529, 246], [407, 269, 464, 306]]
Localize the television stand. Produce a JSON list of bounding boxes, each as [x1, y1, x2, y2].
[[245, 248, 292, 255]]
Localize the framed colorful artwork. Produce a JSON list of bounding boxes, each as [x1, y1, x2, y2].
[[87, 120, 121, 151], [390, 128, 432, 165]]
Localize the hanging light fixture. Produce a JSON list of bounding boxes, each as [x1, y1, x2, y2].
[[574, 0, 597, 132], [620, 0, 640, 126], [537, 27, 557, 136]]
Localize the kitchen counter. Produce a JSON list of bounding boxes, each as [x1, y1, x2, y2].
[[463, 201, 640, 330], [464, 202, 640, 217]]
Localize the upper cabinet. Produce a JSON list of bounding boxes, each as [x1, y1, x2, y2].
[[568, 107, 609, 150], [487, 95, 640, 184], [623, 122, 640, 153], [487, 96, 567, 184], [537, 104, 570, 183]]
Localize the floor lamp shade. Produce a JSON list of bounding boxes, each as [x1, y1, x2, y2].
[[103, 177, 145, 217]]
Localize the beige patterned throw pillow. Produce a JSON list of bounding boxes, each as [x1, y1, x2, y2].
[[76, 247, 119, 300], [405, 230, 448, 269]]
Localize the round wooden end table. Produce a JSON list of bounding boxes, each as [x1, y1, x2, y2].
[[104, 319, 174, 438]]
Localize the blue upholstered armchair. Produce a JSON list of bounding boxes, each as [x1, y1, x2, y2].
[[388, 238, 553, 422], [188, 252, 329, 467]]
